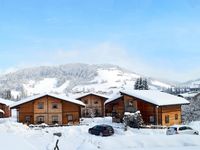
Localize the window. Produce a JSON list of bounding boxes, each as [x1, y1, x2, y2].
[[37, 116, 44, 124], [67, 114, 73, 121], [186, 127, 192, 130], [0, 112, 3, 118], [179, 126, 187, 131], [94, 101, 98, 104], [165, 115, 170, 124], [125, 100, 136, 112], [95, 109, 99, 116], [84, 100, 88, 104], [52, 103, 58, 109], [150, 116, 155, 123], [128, 100, 133, 106], [52, 116, 59, 124], [38, 102, 44, 109], [175, 114, 178, 120], [25, 116, 31, 123]]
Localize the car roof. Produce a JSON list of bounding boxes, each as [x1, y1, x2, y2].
[[96, 124, 112, 127]]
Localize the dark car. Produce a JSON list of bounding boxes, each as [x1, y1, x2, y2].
[[88, 124, 114, 136]]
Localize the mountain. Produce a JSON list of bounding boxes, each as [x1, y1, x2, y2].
[[181, 79, 200, 89], [0, 63, 172, 99]]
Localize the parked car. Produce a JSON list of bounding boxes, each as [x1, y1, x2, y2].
[[88, 124, 114, 136], [166, 125, 199, 135]]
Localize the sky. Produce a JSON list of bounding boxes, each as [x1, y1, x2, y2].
[[0, 0, 200, 82]]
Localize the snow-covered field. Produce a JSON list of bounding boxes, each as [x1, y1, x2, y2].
[[0, 117, 200, 150]]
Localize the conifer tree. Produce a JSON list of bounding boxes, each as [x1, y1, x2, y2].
[[134, 78, 149, 90]]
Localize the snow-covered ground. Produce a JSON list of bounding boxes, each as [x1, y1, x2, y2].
[[0, 117, 200, 150]]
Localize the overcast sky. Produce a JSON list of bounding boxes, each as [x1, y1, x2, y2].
[[1, 0, 200, 82]]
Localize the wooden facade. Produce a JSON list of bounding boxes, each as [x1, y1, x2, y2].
[[0, 103, 11, 118], [11, 95, 83, 125], [77, 93, 108, 117], [105, 93, 182, 126]]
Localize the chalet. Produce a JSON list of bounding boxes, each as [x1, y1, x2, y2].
[[0, 98, 12, 118], [105, 90, 189, 126], [10, 93, 85, 125], [76, 93, 109, 117]]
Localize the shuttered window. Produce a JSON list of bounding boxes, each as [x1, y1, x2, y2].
[[175, 114, 178, 120], [165, 115, 170, 124]]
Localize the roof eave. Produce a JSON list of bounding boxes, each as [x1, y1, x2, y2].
[[76, 93, 109, 100], [10, 94, 86, 108]]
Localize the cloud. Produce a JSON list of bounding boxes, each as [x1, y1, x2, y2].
[[1, 41, 198, 82], [4, 42, 140, 73], [35, 42, 134, 68]]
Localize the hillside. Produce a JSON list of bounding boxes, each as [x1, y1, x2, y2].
[[0, 64, 172, 99], [181, 79, 200, 89]]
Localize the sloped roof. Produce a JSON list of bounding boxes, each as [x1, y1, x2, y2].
[[0, 109, 5, 114], [0, 98, 13, 105], [121, 90, 189, 106], [10, 93, 85, 108], [76, 92, 110, 100], [178, 92, 200, 98], [105, 94, 123, 104]]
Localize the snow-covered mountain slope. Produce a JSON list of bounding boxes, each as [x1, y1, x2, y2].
[[181, 79, 200, 88], [0, 64, 172, 99]]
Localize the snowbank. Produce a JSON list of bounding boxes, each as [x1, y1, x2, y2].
[[0, 133, 37, 150], [189, 121, 200, 132], [0, 118, 200, 150]]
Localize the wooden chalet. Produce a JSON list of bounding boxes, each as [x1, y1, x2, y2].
[[10, 93, 85, 125], [105, 90, 189, 126], [0, 98, 12, 118], [76, 93, 109, 117]]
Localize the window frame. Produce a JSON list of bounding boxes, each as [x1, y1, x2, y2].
[[38, 102, 44, 109], [165, 115, 170, 124], [52, 115, 59, 124], [67, 114, 73, 121], [25, 116, 31, 123], [128, 100, 133, 106], [149, 116, 155, 123], [37, 116, 45, 124], [52, 103, 58, 109], [175, 114, 178, 120], [94, 100, 98, 104], [84, 99, 88, 104]]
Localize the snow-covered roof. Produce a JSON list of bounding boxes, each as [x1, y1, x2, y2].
[[178, 92, 200, 98], [0, 109, 5, 114], [76, 92, 110, 100], [0, 98, 13, 105], [10, 93, 85, 108], [105, 94, 123, 104], [121, 90, 189, 106]]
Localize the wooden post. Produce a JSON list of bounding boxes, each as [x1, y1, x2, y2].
[[47, 96, 49, 125], [156, 106, 159, 127]]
